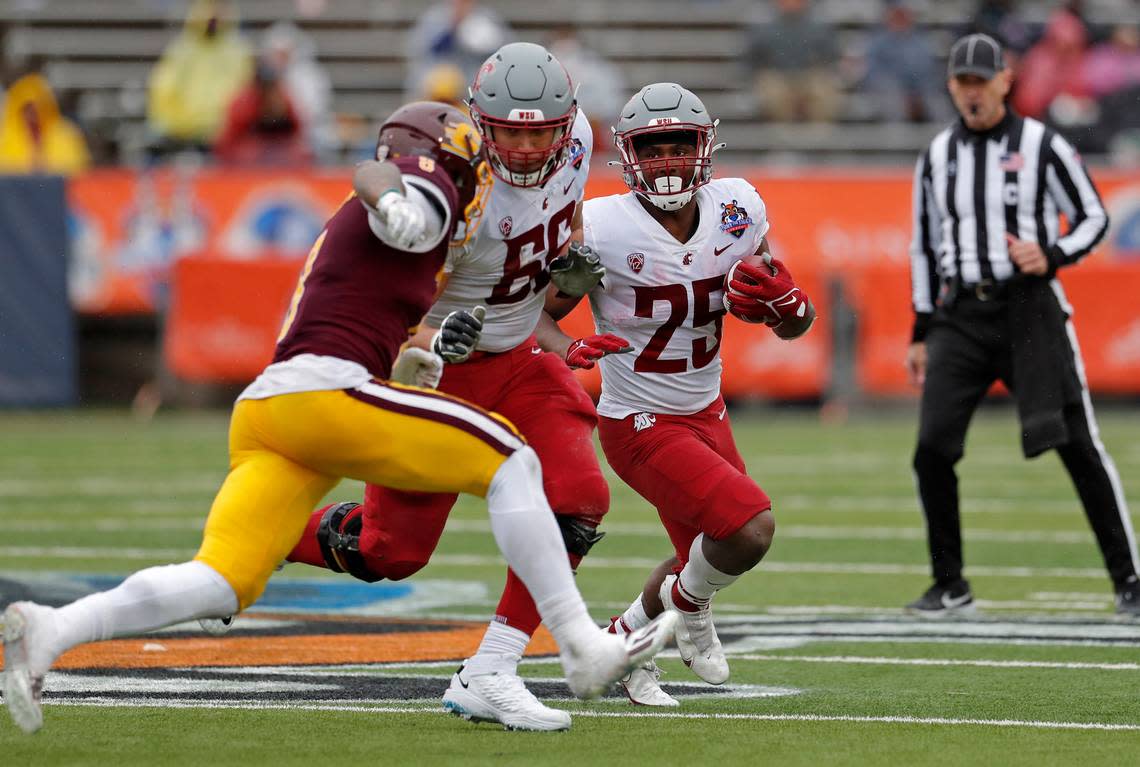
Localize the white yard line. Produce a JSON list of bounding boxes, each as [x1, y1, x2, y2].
[[0, 547, 1113, 580], [0, 476, 223, 497], [44, 698, 1140, 732], [6, 518, 1097, 545], [0, 546, 192, 560], [441, 519, 1097, 545], [731, 653, 1140, 671]]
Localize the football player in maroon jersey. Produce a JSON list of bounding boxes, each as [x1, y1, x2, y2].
[[1, 102, 674, 736]]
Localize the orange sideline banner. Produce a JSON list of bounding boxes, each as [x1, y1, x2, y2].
[[164, 256, 300, 383], [68, 167, 1140, 395]]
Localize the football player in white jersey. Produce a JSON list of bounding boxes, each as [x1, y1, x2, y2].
[[539, 83, 816, 705], [282, 43, 628, 731]]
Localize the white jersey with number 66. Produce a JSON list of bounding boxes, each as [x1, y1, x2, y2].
[[583, 178, 769, 419], [425, 110, 593, 352]]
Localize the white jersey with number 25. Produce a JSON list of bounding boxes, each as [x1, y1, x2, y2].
[[583, 177, 769, 419]]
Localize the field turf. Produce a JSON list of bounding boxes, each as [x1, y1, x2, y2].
[[2, 406, 1138, 765]]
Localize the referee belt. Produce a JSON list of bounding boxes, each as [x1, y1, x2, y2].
[[957, 278, 1009, 302]]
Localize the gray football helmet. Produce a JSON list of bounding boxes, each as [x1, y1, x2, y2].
[[612, 83, 724, 211], [468, 42, 578, 188]]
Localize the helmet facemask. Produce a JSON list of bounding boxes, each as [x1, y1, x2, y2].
[[613, 121, 723, 212], [469, 104, 578, 188], [439, 119, 493, 248], [374, 103, 493, 250]]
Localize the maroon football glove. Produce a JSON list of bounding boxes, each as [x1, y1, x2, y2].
[[565, 334, 634, 370], [723, 257, 808, 326]]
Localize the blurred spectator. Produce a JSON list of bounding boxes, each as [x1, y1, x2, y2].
[[419, 63, 468, 107], [744, 0, 840, 122], [0, 73, 90, 175], [1074, 24, 1140, 157], [548, 24, 626, 148], [1012, 9, 1089, 119], [1081, 23, 1140, 100], [961, 0, 1031, 53], [405, 0, 512, 101], [214, 61, 312, 167], [262, 21, 336, 162], [147, 0, 252, 154], [859, 1, 945, 123]]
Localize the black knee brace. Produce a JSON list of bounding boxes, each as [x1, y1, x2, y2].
[[316, 502, 383, 583], [557, 515, 605, 558]]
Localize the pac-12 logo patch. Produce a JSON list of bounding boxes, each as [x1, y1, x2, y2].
[[719, 200, 754, 239], [499, 216, 513, 237], [627, 252, 644, 273]]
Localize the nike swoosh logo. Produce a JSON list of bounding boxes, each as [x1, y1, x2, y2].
[[532, 347, 542, 355], [774, 295, 799, 307], [563, 182, 575, 195], [458, 674, 469, 689], [717, 408, 727, 420], [940, 592, 972, 609], [713, 245, 731, 256]]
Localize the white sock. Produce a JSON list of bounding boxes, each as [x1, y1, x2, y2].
[[465, 620, 530, 676], [485, 448, 596, 649], [609, 595, 650, 635], [48, 561, 238, 658], [677, 534, 739, 607]]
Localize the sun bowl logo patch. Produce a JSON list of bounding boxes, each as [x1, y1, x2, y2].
[[498, 216, 513, 237], [627, 252, 644, 273], [719, 200, 754, 239], [568, 138, 586, 171]]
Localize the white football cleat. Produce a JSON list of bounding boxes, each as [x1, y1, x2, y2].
[[3, 601, 58, 735], [560, 611, 678, 700], [198, 615, 234, 636], [660, 575, 729, 685], [620, 660, 679, 707], [442, 663, 571, 731]]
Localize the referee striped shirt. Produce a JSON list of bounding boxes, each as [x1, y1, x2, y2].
[[909, 110, 1109, 341]]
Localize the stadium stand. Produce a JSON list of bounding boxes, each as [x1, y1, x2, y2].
[[0, 0, 1136, 164]]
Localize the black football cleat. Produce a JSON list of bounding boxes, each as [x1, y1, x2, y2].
[[906, 579, 975, 618]]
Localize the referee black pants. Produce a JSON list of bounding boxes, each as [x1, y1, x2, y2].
[[913, 293, 1138, 589]]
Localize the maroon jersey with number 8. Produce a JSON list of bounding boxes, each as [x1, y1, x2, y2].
[[274, 156, 459, 379]]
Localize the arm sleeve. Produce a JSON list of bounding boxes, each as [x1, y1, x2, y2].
[[1043, 132, 1110, 271], [909, 150, 940, 341], [571, 109, 594, 202], [747, 184, 771, 251], [364, 175, 452, 253]]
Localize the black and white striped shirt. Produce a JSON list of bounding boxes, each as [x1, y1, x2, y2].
[[909, 110, 1109, 340]]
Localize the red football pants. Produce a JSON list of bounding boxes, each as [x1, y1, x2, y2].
[[358, 337, 607, 632], [597, 395, 770, 569]]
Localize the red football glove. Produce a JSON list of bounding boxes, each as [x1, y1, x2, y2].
[[565, 334, 634, 370], [723, 256, 808, 326]]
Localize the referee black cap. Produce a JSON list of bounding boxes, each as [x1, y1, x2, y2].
[[947, 33, 1005, 80]]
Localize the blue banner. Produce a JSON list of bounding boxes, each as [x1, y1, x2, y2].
[[0, 175, 76, 406]]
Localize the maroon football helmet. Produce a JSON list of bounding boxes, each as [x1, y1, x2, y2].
[[375, 101, 492, 247]]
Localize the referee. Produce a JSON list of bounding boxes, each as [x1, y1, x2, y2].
[[905, 33, 1139, 617]]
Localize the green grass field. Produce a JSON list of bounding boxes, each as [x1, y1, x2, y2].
[[2, 406, 1139, 765]]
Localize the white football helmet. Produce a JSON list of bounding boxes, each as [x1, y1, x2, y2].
[[611, 82, 724, 212]]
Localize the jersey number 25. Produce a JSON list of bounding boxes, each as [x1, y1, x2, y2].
[[633, 275, 726, 374]]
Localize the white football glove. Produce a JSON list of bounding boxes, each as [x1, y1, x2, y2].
[[390, 347, 444, 388], [376, 190, 426, 250]]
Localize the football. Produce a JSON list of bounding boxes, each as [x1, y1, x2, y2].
[[723, 253, 779, 324]]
